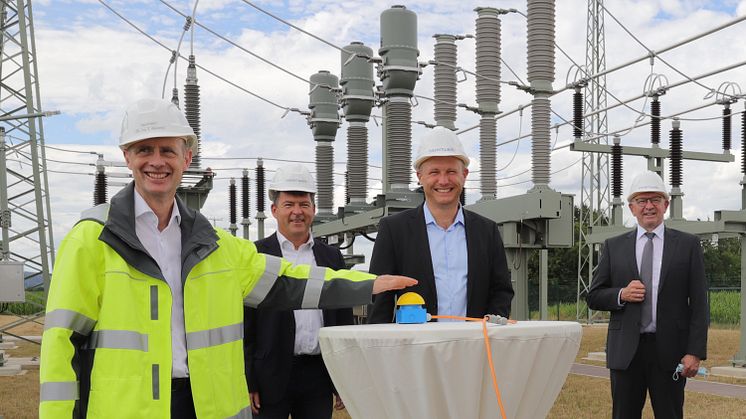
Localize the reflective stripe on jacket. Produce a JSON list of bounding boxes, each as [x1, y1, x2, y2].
[[39, 182, 375, 418]]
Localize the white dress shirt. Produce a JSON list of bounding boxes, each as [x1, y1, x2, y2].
[[134, 190, 189, 377], [635, 223, 664, 333], [276, 231, 325, 355]]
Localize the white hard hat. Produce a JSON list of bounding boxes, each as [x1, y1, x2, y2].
[[119, 98, 198, 152], [413, 126, 470, 170], [627, 171, 669, 202], [268, 164, 317, 201]]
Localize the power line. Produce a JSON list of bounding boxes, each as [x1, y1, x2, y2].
[[599, 2, 740, 99], [240, 0, 346, 53], [159, 0, 311, 86], [97, 0, 300, 113]]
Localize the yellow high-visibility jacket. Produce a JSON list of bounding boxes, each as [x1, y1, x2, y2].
[[39, 183, 375, 418]]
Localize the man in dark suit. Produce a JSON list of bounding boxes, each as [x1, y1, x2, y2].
[[245, 164, 352, 419], [368, 127, 513, 323], [587, 170, 708, 419]]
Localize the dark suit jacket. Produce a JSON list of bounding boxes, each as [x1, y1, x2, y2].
[[367, 204, 514, 323], [587, 227, 708, 371], [244, 233, 354, 403]]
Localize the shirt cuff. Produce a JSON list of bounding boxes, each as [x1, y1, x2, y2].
[[617, 289, 625, 307]]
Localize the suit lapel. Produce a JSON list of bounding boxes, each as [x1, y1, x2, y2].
[[625, 230, 639, 278], [413, 205, 437, 308], [464, 211, 476, 311], [659, 227, 677, 292]]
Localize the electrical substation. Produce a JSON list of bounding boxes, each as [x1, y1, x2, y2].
[[1, 0, 746, 398]]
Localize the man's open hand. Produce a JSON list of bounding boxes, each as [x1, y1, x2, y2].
[[372, 275, 417, 294]]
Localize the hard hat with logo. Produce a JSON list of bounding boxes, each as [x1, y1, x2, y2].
[[119, 98, 198, 152], [627, 170, 669, 202], [268, 164, 317, 202], [413, 126, 470, 170]]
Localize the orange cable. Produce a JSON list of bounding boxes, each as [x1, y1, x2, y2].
[[431, 315, 508, 419]]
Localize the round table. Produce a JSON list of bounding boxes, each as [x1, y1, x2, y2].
[[319, 320, 581, 419]]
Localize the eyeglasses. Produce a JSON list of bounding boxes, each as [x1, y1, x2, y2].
[[633, 197, 664, 206]]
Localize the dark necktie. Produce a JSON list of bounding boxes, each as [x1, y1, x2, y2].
[[640, 232, 655, 331]]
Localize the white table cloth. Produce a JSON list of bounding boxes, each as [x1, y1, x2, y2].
[[319, 321, 581, 419]]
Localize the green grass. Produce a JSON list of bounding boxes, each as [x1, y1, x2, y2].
[[1, 290, 45, 316], [531, 291, 741, 326], [710, 290, 741, 325]]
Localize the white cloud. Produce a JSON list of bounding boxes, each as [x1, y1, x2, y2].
[[10, 0, 744, 261]]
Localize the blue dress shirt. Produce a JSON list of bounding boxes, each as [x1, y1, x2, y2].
[[423, 203, 468, 321]]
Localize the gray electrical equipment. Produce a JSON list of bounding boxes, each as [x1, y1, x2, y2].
[[576, 0, 612, 323], [433, 34, 457, 130], [0, 261, 24, 302], [379, 5, 421, 202], [340, 42, 374, 211], [0, 1, 54, 302], [475, 7, 502, 201], [308, 70, 341, 220]]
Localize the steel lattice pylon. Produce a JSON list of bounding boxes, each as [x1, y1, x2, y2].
[[0, 0, 54, 299], [577, 0, 611, 322]]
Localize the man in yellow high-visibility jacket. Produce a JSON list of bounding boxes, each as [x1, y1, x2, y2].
[[39, 98, 416, 419]]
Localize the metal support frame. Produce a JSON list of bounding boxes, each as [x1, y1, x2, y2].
[[0, 0, 54, 303], [576, 0, 610, 323]]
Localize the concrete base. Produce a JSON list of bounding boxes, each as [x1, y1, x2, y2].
[[583, 351, 607, 362], [711, 366, 746, 379], [4, 356, 39, 370], [0, 364, 23, 376]]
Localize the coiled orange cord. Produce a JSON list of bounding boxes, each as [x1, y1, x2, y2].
[[431, 315, 509, 419]]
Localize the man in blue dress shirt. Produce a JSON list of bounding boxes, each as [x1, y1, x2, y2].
[[368, 127, 514, 323]]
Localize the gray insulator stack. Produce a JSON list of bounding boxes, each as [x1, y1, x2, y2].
[[379, 5, 420, 191], [341, 42, 375, 204], [475, 7, 502, 200], [184, 55, 201, 169], [527, 0, 555, 188], [433, 34, 457, 130], [475, 8, 501, 111], [308, 70, 340, 214], [346, 124, 368, 202], [386, 99, 413, 187]]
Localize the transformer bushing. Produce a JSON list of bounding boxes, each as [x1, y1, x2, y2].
[[241, 168, 251, 240], [380, 5, 420, 191], [611, 135, 624, 225], [255, 158, 266, 239], [184, 55, 201, 169], [386, 98, 413, 188], [229, 178, 237, 236], [669, 119, 684, 220], [527, 0, 555, 189], [433, 34, 457, 130], [308, 70, 340, 215], [341, 42, 374, 204], [475, 8, 501, 111], [475, 7, 502, 200]]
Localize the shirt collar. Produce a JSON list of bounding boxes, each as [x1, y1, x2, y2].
[[134, 188, 181, 226], [636, 222, 664, 240], [423, 203, 465, 228], [276, 230, 314, 251]]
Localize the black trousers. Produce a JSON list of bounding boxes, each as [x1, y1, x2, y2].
[[171, 377, 198, 419], [254, 355, 333, 419], [610, 333, 686, 419]]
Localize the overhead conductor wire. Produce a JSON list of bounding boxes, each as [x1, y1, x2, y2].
[[97, 0, 301, 114]]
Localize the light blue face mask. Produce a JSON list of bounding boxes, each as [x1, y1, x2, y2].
[[672, 363, 709, 381]]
